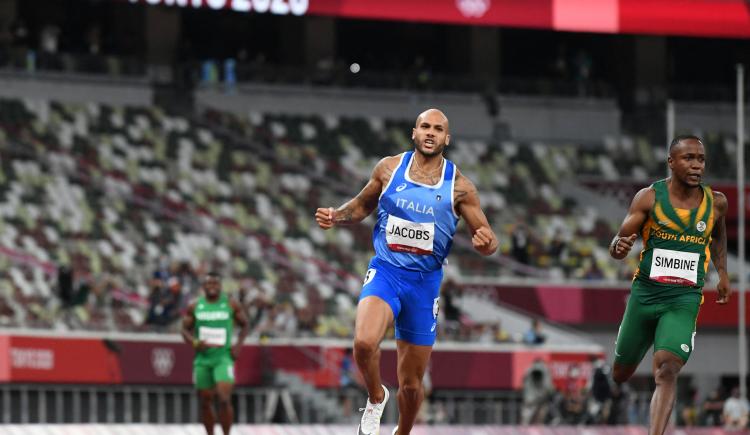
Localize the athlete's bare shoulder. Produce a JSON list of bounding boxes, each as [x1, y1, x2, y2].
[[630, 186, 656, 213], [229, 297, 242, 311], [712, 190, 728, 216], [185, 300, 198, 315], [372, 154, 403, 184], [454, 167, 472, 184], [453, 168, 478, 202]]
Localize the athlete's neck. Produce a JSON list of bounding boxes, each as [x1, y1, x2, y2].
[[412, 151, 444, 173], [205, 294, 221, 303], [667, 177, 702, 202]]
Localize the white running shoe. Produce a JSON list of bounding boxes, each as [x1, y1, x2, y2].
[[356, 384, 389, 435]]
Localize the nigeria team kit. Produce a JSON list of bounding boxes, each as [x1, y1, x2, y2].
[[193, 293, 236, 389], [361, 151, 459, 345], [615, 179, 715, 365]]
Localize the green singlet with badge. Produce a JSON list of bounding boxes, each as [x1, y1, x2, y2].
[[615, 179, 714, 364], [193, 293, 235, 389]]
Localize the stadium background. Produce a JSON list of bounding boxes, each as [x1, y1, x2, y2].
[[0, 0, 748, 433]]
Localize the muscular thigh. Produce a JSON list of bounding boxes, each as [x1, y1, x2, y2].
[[212, 358, 235, 385], [654, 299, 700, 363], [614, 296, 659, 366], [396, 340, 433, 385], [194, 363, 216, 391], [394, 270, 442, 346]]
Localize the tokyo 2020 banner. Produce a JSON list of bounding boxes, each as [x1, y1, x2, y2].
[[124, 0, 750, 38]]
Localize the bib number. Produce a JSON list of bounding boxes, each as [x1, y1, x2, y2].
[[649, 248, 699, 286], [199, 326, 227, 346], [385, 215, 434, 255]]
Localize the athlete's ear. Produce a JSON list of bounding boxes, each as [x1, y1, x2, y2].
[[445, 134, 451, 146], [667, 155, 673, 170], [412, 128, 416, 141]]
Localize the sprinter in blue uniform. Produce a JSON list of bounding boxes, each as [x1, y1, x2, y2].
[[315, 109, 498, 435]]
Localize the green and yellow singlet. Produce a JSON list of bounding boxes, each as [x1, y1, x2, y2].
[[633, 179, 714, 302]]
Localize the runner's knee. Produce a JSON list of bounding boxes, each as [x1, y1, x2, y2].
[[398, 377, 422, 400], [200, 394, 214, 408], [612, 365, 635, 384], [654, 360, 681, 384], [353, 338, 378, 360], [217, 395, 231, 408]]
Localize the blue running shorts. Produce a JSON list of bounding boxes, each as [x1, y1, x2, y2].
[[359, 257, 443, 346]]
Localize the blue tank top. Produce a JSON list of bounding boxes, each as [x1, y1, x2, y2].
[[373, 151, 459, 272]]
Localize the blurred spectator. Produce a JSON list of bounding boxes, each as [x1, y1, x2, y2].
[[442, 279, 461, 323], [723, 387, 749, 430], [574, 49, 593, 97], [0, 295, 16, 326], [255, 302, 298, 338], [559, 364, 587, 424], [10, 19, 29, 48], [587, 358, 612, 424], [607, 382, 631, 425], [71, 278, 92, 307], [582, 258, 605, 280], [493, 321, 512, 343], [511, 221, 531, 265], [38, 24, 62, 71], [296, 306, 316, 337], [679, 387, 700, 427], [523, 319, 547, 345], [340, 347, 356, 389], [701, 388, 725, 426], [553, 44, 569, 79], [164, 277, 183, 318], [145, 274, 165, 325], [57, 265, 74, 307], [522, 359, 556, 424], [476, 323, 495, 344], [145, 272, 181, 328], [40, 25, 60, 54], [240, 281, 273, 333], [548, 234, 568, 265], [440, 278, 463, 339], [86, 25, 102, 55], [417, 361, 433, 424]]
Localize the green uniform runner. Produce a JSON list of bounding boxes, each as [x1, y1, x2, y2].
[[615, 179, 714, 365], [193, 293, 235, 390]]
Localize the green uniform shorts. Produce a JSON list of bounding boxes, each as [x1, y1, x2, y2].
[[614, 282, 701, 365], [193, 357, 235, 390]]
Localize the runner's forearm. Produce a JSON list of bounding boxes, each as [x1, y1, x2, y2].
[[710, 232, 728, 276], [333, 199, 370, 225], [181, 328, 196, 346], [235, 324, 250, 348]]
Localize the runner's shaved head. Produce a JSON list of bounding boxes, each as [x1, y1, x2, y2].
[[415, 108, 449, 132]]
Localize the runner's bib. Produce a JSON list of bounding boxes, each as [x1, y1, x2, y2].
[[649, 248, 700, 286], [385, 215, 434, 255], [199, 326, 228, 346]]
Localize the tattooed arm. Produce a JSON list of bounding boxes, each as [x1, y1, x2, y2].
[[710, 191, 730, 304], [454, 171, 498, 256], [315, 156, 399, 228]]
